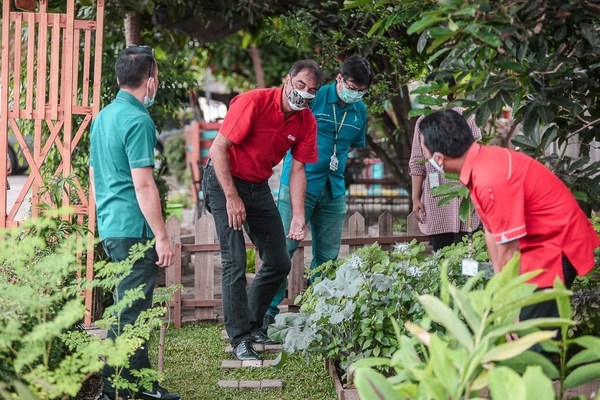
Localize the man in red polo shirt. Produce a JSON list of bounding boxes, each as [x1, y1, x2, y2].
[[418, 109, 600, 322], [202, 60, 324, 361]]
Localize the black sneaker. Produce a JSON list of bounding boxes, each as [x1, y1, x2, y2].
[[250, 329, 278, 345], [136, 384, 181, 400], [232, 339, 261, 361]]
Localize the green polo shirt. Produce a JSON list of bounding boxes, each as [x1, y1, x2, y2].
[[90, 90, 156, 239], [280, 81, 367, 198]]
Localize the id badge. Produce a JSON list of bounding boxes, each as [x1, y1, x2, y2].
[[462, 258, 479, 276], [428, 172, 440, 189], [329, 154, 339, 171]]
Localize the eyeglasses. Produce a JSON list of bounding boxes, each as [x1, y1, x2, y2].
[[342, 76, 368, 95], [127, 44, 155, 57]]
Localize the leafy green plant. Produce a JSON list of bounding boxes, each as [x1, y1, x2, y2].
[[270, 235, 490, 380], [163, 135, 187, 185], [351, 253, 574, 399], [0, 217, 178, 399]]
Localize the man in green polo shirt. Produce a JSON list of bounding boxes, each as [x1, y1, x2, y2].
[[90, 45, 180, 400], [265, 55, 374, 328]]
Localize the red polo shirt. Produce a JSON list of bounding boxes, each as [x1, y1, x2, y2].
[[219, 87, 318, 183], [460, 143, 600, 287]]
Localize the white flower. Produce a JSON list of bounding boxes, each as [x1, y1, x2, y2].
[[393, 242, 411, 253]]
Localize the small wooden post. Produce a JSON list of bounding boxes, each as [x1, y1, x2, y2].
[[166, 216, 182, 327], [378, 211, 393, 252], [348, 212, 365, 254], [195, 214, 215, 320], [157, 325, 166, 373], [288, 247, 305, 308]]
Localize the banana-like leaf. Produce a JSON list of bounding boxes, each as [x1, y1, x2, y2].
[[481, 331, 557, 363], [419, 294, 474, 351], [354, 367, 400, 400], [564, 362, 600, 390]]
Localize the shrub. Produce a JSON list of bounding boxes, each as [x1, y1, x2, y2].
[[163, 135, 187, 185], [0, 217, 178, 399], [269, 232, 490, 379]]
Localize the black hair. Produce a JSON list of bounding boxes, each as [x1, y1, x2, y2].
[[115, 46, 156, 88], [340, 55, 374, 87], [420, 109, 474, 158], [288, 59, 325, 86]]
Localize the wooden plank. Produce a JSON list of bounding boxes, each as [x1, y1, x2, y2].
[[347, 212, 365, 254], [166, 216, 182, 327], [195, 214, 215, 320], [378, 211, 393, 252], [288, 247, 305, 301]]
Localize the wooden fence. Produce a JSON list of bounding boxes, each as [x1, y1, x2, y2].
[[165, 211, 427, 328]]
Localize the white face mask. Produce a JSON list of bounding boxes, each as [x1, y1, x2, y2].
[[428, 154, 444, 173], [143, 77, 156, 108], [287, 79, 315, 111]]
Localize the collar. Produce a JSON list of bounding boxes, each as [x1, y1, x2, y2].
[[459, 143, 481, 187], [324, 81, 360, 111], [115, 90, 148, 114]]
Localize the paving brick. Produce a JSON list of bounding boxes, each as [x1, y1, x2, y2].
[[241, 360, 263, 368], [221, 360, 241, 369], [217, 380, 239, 389], [261, 379, 283, 389], [221, 330, 229, 340], [263, 344, 283, 351], [239, 380, 261, 389], [262, 359, 276, 367]]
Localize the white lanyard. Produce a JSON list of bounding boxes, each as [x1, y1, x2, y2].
[[330, 106, 347, 171]]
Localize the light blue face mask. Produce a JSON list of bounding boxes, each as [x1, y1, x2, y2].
[[143, 77, 156, 108], [337, 78, 366, 104]]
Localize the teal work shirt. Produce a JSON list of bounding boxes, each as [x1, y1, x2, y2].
[[280, 81, 367, 198], [90, 90, 157, 239]]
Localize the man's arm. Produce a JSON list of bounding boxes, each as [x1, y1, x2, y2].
[[131, 167, 174, 268], [411, 174, 425, 223], [485, 229, 519, 274], [209, 133, 245, 230], [288, 159, 307, 240]]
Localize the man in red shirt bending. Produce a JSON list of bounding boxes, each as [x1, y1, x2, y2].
[[419, 109, 600, 322], [202, 60, 324, 361]]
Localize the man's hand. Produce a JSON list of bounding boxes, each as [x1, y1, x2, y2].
[[288, 215, 307, 241], [227, 194, 246, 230], [155, 237, 175, 268], [412, 199, 425, 223]]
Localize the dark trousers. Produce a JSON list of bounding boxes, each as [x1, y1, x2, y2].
[[520, 254, 577, 321], [430, 232, 470, 252], [202, 164, 291, 346], [101, 238, 159, 397]]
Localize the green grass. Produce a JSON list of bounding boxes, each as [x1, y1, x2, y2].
[[148, 322, 337, 400]]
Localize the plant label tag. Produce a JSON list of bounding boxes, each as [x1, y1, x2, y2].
[[428, 172, 440, 188], [462, 258, 478, 276]]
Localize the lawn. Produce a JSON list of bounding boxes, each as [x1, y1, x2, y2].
[[148, 322, 337, 400]]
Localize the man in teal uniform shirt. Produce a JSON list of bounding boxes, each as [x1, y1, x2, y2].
[[91, 45, 180, 400], [265, 56, 374, 327]]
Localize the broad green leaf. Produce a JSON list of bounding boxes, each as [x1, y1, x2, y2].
[[354, 367, 400, 400], [407, 16, 443, 35], [419, 295, 473, 351], [495, 61, 527, 73], [485, 318, 573, 343], [499, 350, 559, 380], [471, 29, 502, 47], [448, 285, 481, 332], [269, 351, 288, 368], [429, 335, 459, 394], [564, 362, 600, 389], [569, 336, 600, 349], [481, 331, 557, 362], [489, 366, 526, 400], [567, 347, 600, 369], [522, 366, 555, 400]]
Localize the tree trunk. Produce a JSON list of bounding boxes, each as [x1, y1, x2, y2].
[[248, 45, 265, 88], [124, 13, 142, 46]]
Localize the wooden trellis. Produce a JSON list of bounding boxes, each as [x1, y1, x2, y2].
[[0, 0, 105, 326]]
